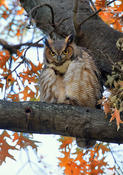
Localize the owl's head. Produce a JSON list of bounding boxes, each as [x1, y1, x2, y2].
[[44, 35, 74, 74]]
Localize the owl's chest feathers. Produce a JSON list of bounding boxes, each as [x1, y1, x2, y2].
[[48, 60, 71, 74], [54, 75, 66, 103]]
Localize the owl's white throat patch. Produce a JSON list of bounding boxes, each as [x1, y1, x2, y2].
[[48, 60, 71, 74]]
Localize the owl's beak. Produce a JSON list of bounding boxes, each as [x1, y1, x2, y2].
[[57, 55, 62, 62]]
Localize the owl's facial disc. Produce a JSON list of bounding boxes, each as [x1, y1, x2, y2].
[[45, 36, 74, 69], [47, 49, 63, 65]]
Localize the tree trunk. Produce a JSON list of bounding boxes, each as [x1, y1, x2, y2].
[[20, 0, 123, 82], [0, 100, 123, 144]]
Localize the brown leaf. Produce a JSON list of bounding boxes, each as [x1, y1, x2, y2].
[[110, 108, 123, 130]]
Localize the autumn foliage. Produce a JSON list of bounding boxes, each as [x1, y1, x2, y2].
[[95, 0, 123, 32], [58, 137, 115, 175], [0, 0, 123, 174], [0, 131, 38, 165]]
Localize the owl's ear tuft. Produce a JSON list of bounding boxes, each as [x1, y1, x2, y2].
[[65, 34, 74, 45]]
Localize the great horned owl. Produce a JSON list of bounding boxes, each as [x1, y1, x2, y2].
[[40, 35, 102, 108]]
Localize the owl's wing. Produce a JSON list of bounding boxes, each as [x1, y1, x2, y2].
[[40, 68, 57, 103], [40, 67, 67, 103], [64, 51, 102, 107]]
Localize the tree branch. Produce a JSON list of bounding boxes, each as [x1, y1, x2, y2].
[[28, 3, 55, 28], [0, 100, 123, 144], [0, 39, 43, 54]]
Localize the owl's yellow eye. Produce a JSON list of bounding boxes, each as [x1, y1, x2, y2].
[[63, 49, 68, 55], [50, 50, 55, 56]]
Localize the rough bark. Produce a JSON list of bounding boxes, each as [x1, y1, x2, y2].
[[20, 0, 123, 82], [0, 100, 123, 144]]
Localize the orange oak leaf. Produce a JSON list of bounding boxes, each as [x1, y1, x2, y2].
[[0, 140, 16, 165], [0, 0, 7, 7], [58, 136, 114, 175], [0, 50, 10, 68], [7, 93, 19, 102], [59, 151, 81, 175], [95, 143, 110, 154], [103, 101, 111, 115], [0, 131, 17, 165], [110, 108, 123, 131], [74, 149, 87, 167], [12, 56, 18, 62], [29, 61, 42, 73], [12, 132, 20, 142], [16, 29, 21, 37], [95, 0, 123, 32], [16, 49, 24, 57], [0, 83, 4, 90], [20, 86, 30, 100], [99, 97, 111, 115], [59, 137, 74, 149], [2, 11, 9, 19], [17, 8, 24, 15], [15, 134, 38, 150]]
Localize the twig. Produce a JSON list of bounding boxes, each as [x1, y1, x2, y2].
[[3, 57, 26, 80], [73, 0, 80, 33], [25, 148, 47, 175], [28, 3, 55, 27], [56, 17, 70, 28], [97, 48, 123, 73], [109, 145, 123, 175], [89, 0, 97, 12], [23, 37, 45, 58], [79, 0, 116, 26], [15, 70, 24, 89], [3, 80, 7, 100], [49, 17, 70, 36]]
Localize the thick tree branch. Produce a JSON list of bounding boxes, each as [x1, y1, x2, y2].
[[0, 100, 123, 144]]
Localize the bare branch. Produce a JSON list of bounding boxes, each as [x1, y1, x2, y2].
[[109, 145, 123, 175], [0, 39, 43, 54], [49, 17, 70, 37], [89, 0, 97, 12], [73, 0, 79, 33], [28, 3, 55, 27], [23, 36, 45, 58]]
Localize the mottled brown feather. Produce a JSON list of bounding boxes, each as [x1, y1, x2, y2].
[[40, 37, 102, 108]]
